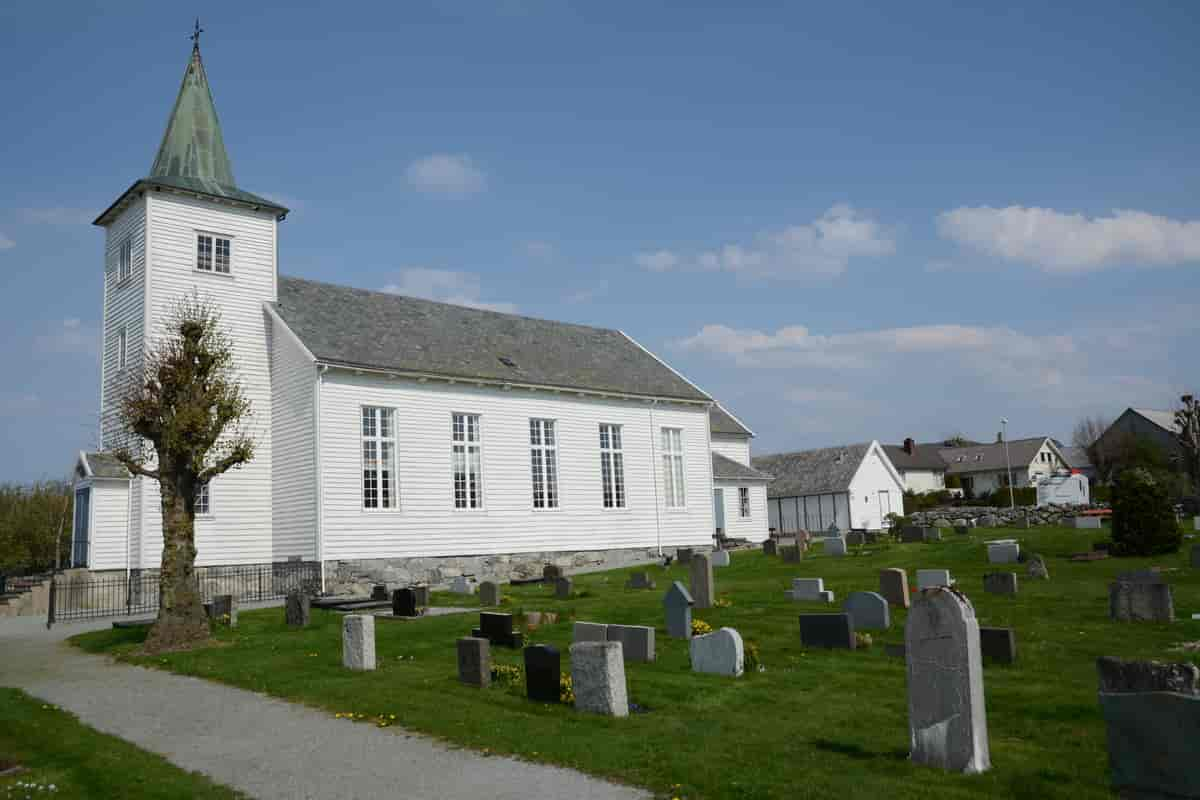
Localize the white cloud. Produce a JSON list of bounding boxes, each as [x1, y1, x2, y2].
[[382, 268, 516, 313], [0, 232, 13, 250], [405, 154, 486, 195], [936, 205, 1200, 273], [18, 207, 94, 225], [637, 205, 895, 280], [34, 318, 99, 357]]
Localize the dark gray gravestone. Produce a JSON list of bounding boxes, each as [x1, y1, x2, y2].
[[1192, 544, 1200, 569], [285, 591, 310, 627], [690, 552, 714, 609], [411, 585, 430, 607], [676, 548, 694, 565], [392, 588, 418, 618], [555, 577, 573, 599], [479, 581, 501, 606], [543, 564, 563, 583], [879, 568, 910, 609], [763, 539, 778, 557], [901, 527, 925, 543], [781, 545, 802, 563], [923, 527, 943, 542], [1096, 657, 1200, 799], [983, 572, 1018, 596], [843, 591, 890, 630], [885, 643, 906, 659], [798, 613, 856, 649], [625, 572, 656, 590], [954, 525, 970, 536], [846, 531, 866, 546], [979, 627, 1016, 664], [457, 637, 491, 687], [664, 581, 693, 639], [607, 624, 656, 663], [211, 594, 237, 627], [370, 584, 389, 601], [472, 612, 524, 648], [524, 644, 561, 703], [1109, 580, 1174, 622]]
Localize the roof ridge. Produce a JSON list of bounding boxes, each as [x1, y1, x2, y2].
[[753, 442, 872, 459]]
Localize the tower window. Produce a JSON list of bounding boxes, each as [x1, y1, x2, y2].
[[118, 237, 132, 282], [196, 233, 231, 274]]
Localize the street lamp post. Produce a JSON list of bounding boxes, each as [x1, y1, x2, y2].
[[1001, 417, 1015, 510]]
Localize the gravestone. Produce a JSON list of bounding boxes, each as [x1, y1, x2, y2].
[[392, 587, 418, 617], [473, 611, 524, 648], [979, 627, 1016, 664], [1191, 544, 1200, 569], [690, 627, 745, 676], [664, 581, 694, 638], [451, 577, 475, 595], [524, 644, 562, 703], [479, 581, 501, 606], [1096, 656, 1200, 799], [932, 517, 952, 529], [690, 552, 714, 609], [885, 643, 906, 659], [285, 590, 310, 627], [211, 594, 237, 627], [1072, 515, 1103, 529], [1026, 554, 1049, 580], [954, 525, 969, 536], [905, 588, 990, 773], [983, 572, 1018, 596], [543, 564, 562, 582], [607, 624, 656, 663], [571, 641, 629, 717], [924, 527, 943, 542], [554, 577, 573, 599], [573, 621, 608, 643], [411, 585, 430, 607], [370, 584, 389, 601], [978, 514, 999, 528], [825, 537, 848, 557], [626, 571, 656, 590], [901, 527, 925, 543], [457, 637, 491, 688], [917, 569, 954, 590], [1109, 578, 1174, 622], [342, 614, 376, 671], [676, 548, 694, 565], [953, 518, 970, 528], [762, 539, 778, 556], [799, 613, 856, 649], [986, 540, 1020, 564], [781, 545, 803, 563], [789, 577, 833, 603], [843, 591, 890, 630], [879, 568, 910, 608], [846, 531, 865, 546], [711, 550, 731, 568], [1195, 516, 1200, 531]]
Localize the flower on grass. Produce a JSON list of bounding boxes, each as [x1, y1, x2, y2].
[[559, 672, 575, 704], [691, 619, 713, 636], [713, 597, 732, 608]]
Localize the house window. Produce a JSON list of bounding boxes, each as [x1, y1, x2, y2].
[[599, 424, 626, 508], [117, 326, 128, 370], [661, 427, 686, 508], [118, 237, 132, 282], [739, 487, 751, 518], [196, 233, 231, 274], [452, 413, 483, 509], [195, 483, 210, 516], [529, 419, 559, 509], [361, 407, 396, 509]]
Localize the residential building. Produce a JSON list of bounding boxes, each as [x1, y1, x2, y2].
[[1094, 408, 1182, 469], [940, 436, 1068, 497], [881, 438, 948, 493]]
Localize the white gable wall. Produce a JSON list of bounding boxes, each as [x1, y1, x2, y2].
[[847, 443, 905, 530], [713, 481, 768, 542], [99, 198, 147, 451], [899, 468, 945, 494], [76, 479, 131, 571], [269, 313, 317, 561], [710, 433, 751, 466], [317, 372, 714, 560]]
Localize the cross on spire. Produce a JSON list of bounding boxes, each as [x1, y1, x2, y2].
[[190, 18, 204, 51]]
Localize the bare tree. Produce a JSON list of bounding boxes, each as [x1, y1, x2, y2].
[[1071, 415, 1109, 452], [112, 298, 254, 653], [1176, 394, 1200, 494]]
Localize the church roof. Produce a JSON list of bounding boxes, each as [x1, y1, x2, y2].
[[709, 404, 754, 437], [753, 443, 874, 498], [711, 452, 771, 482], [273, 276, 712, 403]]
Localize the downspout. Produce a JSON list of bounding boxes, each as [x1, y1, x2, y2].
[[648, 404, 662, 557], [125, 478, 133, 583], [315, 364, 328, 593]]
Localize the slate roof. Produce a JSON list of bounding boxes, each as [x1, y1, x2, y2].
[[752, 443, 872, 498], [710, 404, 754, 437], [273, 276, 711, 402], [83, 452, 130, 479], [882, 443, 949, 471], [711, 452, 771, 482], [1061, 446, 1094, 470], [940, 437, 1052, 474], [1131, 408, 1181, 434]]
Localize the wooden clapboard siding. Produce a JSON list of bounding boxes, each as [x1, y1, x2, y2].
[[710, 434, 751, 466], [270, 313, 317, 561]]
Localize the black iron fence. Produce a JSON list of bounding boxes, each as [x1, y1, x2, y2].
[[47, 561, 320, 627]]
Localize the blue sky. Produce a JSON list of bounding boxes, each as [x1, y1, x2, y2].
[[1, 1, 1197, 482]]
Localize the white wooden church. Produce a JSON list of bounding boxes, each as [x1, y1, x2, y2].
[[70, 38, 770, 590]]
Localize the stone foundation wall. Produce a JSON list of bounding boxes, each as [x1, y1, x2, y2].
[[324, 545, 669, 596]]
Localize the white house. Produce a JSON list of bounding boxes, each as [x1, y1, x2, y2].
[[881, 438, 948, 494], [69, 38, 732, 591], [940, 436, 1068, 497], [707, 405, 771, 543], [753, 441, 904, 533]]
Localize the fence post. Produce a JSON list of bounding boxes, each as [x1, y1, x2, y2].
[[46, 575, 56, 629]]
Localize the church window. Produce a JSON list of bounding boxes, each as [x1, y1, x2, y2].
[[196, 233, 231, 274], [529, 419, 559, 509], [118, 237, 132, 282], [195, 483, 210, 516], [117, 326, 127, 370], [362, 406, 397, 509], [452, 413, 483, 509]]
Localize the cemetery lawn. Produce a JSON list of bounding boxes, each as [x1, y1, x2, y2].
[[0, 687, 243, 799], [73, 526, 1200, 800]]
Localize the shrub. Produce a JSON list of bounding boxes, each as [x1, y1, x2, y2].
[[985, 487, 1037, 507], [1110, 468, 1181, 556]]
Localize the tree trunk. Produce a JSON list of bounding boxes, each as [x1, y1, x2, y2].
[[144, 473, 209, 653]]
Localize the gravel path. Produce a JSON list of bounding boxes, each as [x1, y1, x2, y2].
[[0, 614, 649, 800]]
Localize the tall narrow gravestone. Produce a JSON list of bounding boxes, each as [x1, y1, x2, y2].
[[479, 581, 501, 606], [211, 594, 237, 627], [1190, 544, 1200, 569], [905, 589, 990, 774], [664, 581, 693, 638], [690, 552, 714, 609], [285, 590, 310, 627], [879, 568, 910, 608], [392, 587, 418, 617], [555, 577, 573, 599], [676, 548, 694, 565], [411, 585, 430, 607], [342, 614, 376, 671], [781, 545, 802, 563], [524, 644, 561, 703], [457, 637, 491, 688], [763, 539, 778, 557]]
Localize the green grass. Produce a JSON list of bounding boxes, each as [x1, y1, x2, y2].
[[72, 527, 1200, 800], [0, 688, 242, 799]]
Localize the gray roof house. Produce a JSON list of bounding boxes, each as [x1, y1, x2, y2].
[[940, 436, 1069, 495], [1095, 407, 1183, 472]]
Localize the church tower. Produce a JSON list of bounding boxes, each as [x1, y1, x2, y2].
[[90, 29, 288, 570]]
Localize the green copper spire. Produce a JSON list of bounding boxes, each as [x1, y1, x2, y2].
[[149, 30, 236, 189]]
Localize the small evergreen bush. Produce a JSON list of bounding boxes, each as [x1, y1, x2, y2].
[[1111, 468, 1181, 556]]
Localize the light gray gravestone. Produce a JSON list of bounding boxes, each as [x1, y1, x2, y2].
[[571, 641, 629, 717], [905, 588, 990, 774], [457, 637, 491, 687], [411, 585, 431, 607], [825, 537, 848, 557], [451, 576, 475, 595], [1194, 516, 1200, 531], [986, 541, 1020, 564], [573, 621, 609, 643], [917, 569, 954, 590], [844, 591, 890, 630], [924, 527, 943, 542], [664, 581, 694, 638], [763, 539, 778, 556], [606, 624, 656, 663], [979, 514, 999, 528], [285, 590, 310, 627], [879, 568, 910, 608], [211, 594, 237, 627], [1072, 515, 1103, 529], [1027, 554, 1050, 580], [689, 627, 744, 677], [555, 576, 573, 599], [983, 572, 1018, 596], [626, 571, 656, 590], [1096, 656, 1200, 799], [479, 581, 501, 606], [711, 550, 731, 567], [342, 614, 376, 671], [690, 552, 714, 609], [1109, 578, 1175, 622], [788, 577, 834, 603]]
